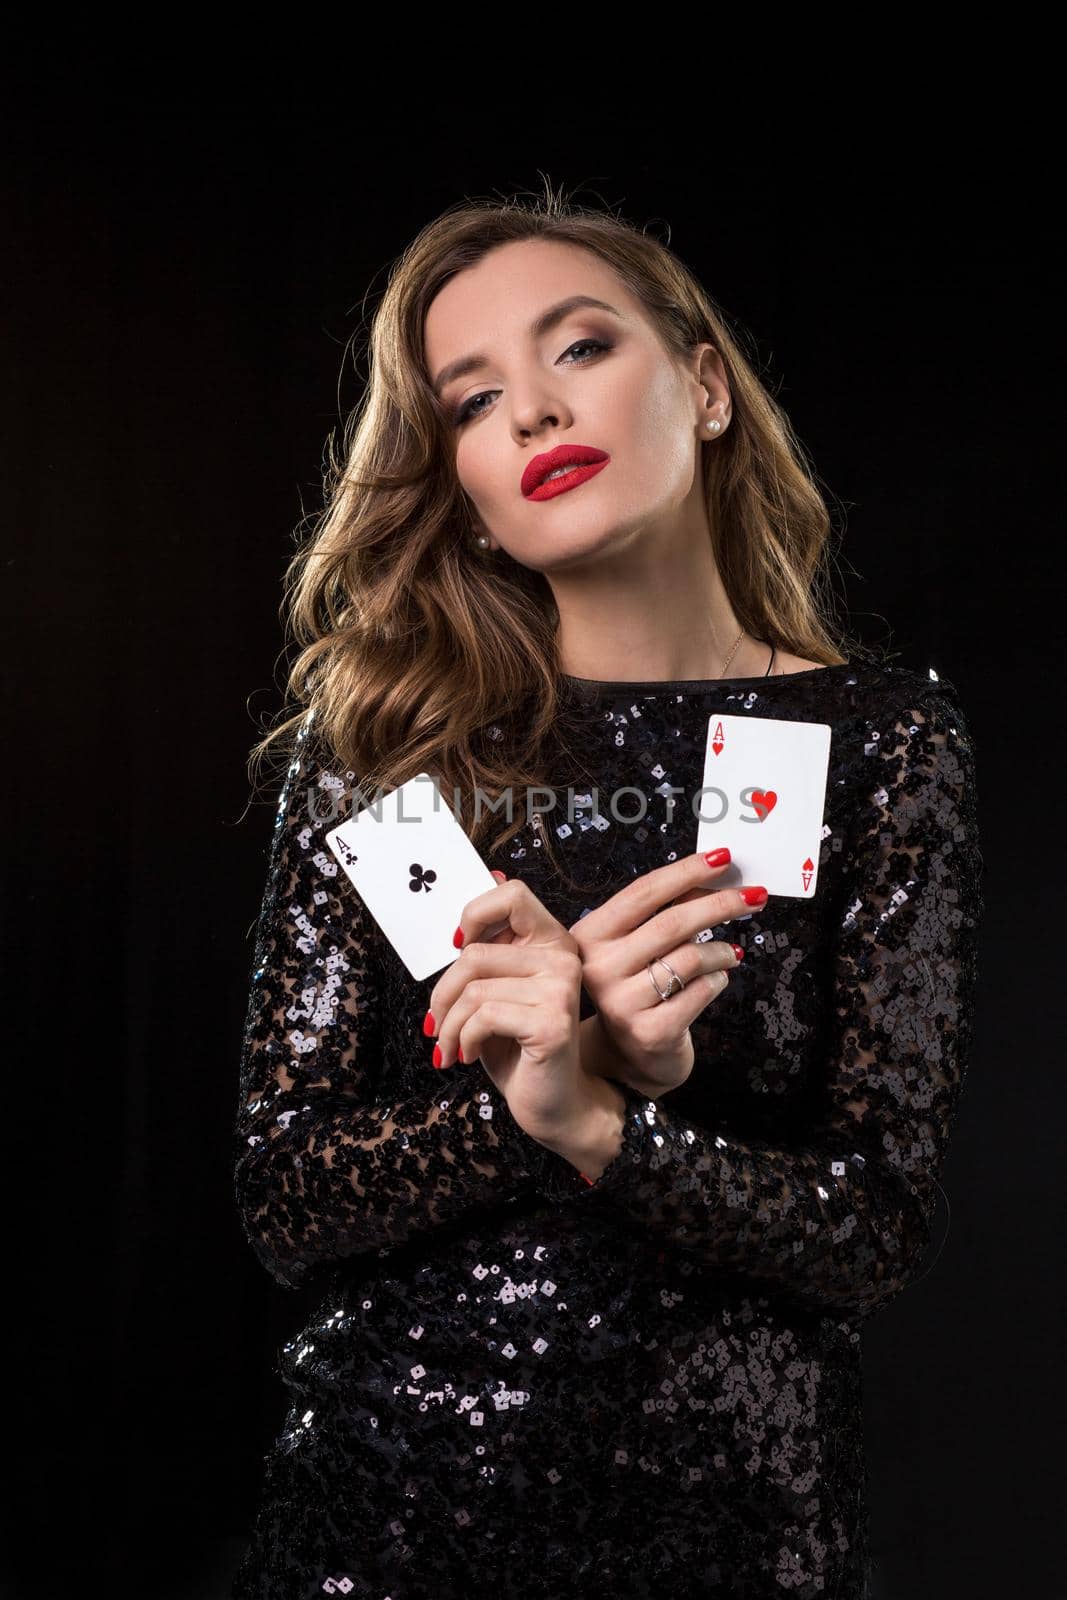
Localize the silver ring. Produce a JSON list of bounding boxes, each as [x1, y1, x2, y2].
[[647, 957, 686, 1002]]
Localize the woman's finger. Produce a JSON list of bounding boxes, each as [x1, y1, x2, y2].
[[598, 955, 734, 1054], [457, 997, 541, 1077], [425, 942, 576, 1039], [453, 876, 577, 954], [623, 936, 741, 1015], [432, 976, 561, 1068], [604, 885, 766, 979], [482, 871, 516, 943], [568, 848, 740, 945]]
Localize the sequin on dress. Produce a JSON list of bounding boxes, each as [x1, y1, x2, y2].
[[230, 659, 983, 1600]]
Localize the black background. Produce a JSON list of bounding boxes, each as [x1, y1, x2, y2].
[[4, 50, 1060, 1600]]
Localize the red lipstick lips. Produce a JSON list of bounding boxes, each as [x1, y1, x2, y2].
[[521, 444, 610, 501]]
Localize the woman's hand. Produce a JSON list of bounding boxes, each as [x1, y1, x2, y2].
[[566, 850, 770, 1099], [423, 871, 601, 1148]]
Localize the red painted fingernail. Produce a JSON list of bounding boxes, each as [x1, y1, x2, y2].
[[703, 847, 731, 868], [457, 1046, 465, 1063], [741, 886, 768, 906], [423, 1010, 436, 1036], [432, 1043, 443, 1068], [453, 926, 464, 948], [579, 1172, 594, 1185], [731, 944, 745, 962], [491, 870, 507, 882]]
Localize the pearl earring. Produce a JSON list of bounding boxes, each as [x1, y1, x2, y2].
[[705, 400, 728, 434], [476, 534, 490, 549]]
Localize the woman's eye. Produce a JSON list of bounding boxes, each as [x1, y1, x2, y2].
[[451, 338, 612, 426]]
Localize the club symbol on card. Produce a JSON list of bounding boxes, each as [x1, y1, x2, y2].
[[408, 862, 437, 894], [751, 789, 777, 821], [336, 839, 359, 867], [801, 856, 814, 890]]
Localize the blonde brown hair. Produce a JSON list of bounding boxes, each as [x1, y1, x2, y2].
[[248, 176, 873, 892]]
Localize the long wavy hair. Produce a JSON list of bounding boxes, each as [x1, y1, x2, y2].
[[248, 177, 875, 893]]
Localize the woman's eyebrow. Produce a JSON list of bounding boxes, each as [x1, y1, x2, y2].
[[431, 295, 625, 399]]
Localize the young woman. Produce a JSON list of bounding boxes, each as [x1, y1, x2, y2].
[[231, 184, 983, 1599]]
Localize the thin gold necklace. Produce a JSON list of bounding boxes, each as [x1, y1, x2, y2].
[[719, 627, 746, 676]]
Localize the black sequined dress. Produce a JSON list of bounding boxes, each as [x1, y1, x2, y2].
[[230, 655, 983, 1600]]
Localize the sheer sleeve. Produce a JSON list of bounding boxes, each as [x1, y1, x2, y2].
[[233, 713, 588, 1292], [578, 679, 985, 1323]]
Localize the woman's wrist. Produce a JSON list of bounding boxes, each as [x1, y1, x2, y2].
[[538, 1072, 627, 1182], [578, 1013, 664, 1102]]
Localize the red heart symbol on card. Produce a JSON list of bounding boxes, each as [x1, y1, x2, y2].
[[711, 739, 724, 755], [752, 789, 777, 821]]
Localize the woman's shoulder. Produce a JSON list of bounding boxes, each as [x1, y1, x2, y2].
[[831, 659, 975, 755], [772, 649, 961, 711], [864, 657, 966, 706]]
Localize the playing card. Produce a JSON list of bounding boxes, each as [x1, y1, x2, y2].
[[325, 771, 497, 982], [694, 714, 833, 899]]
